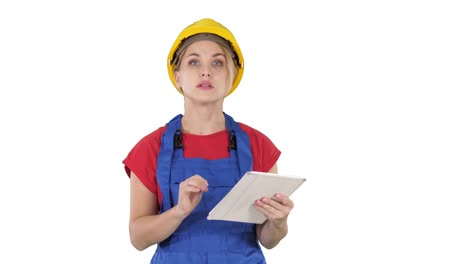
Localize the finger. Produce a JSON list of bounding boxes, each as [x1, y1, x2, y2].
[[260, 197, 284, 210], [254, 199, 282, 218], [187, 176, 209, 191], [182, 185, 205, 193], [271, 194, 294, 209], [257, 198, 292, 219], [191, 175, 209, 186], [183, 179, 208, 192], [185, 182, 208, 192], [253, 201, 271, 216]]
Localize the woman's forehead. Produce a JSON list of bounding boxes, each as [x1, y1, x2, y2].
[[185, 40, 225, 54]]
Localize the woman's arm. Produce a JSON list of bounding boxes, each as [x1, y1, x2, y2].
[[129, 172, 185, 250], [129, 171, 208, 251], [255, 163, 295, 249]]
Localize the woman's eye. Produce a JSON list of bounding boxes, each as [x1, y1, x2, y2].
[[212, 60, 224, 66], [188, 59, 199, 65]]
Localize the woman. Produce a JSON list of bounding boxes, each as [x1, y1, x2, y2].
[[123, 18, 295, 263]]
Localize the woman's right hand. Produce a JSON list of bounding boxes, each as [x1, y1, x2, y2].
[[175, 174, 209, 217]]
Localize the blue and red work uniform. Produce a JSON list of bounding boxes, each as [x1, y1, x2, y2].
[[123, 113, 281, 263]]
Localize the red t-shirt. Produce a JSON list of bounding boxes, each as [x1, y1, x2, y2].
[[123, 122, 281, 207]]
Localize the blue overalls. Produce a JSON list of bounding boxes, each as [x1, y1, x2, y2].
[[151, 113, 266, 264]]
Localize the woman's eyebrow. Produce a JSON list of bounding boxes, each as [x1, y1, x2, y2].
[[212, 53, 225, 58], [185, 52, 225, 58], [186, 53, 200, 57]]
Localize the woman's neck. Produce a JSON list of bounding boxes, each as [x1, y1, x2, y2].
[[182, 103, 225, 135]]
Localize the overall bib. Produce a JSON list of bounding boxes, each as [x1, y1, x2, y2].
[[151, 113, 266, 264]]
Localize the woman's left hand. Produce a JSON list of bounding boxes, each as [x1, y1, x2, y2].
[[254, 193, 294, 227]]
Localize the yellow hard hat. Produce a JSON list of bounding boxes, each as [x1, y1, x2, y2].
[[167, 18, 244, 96]]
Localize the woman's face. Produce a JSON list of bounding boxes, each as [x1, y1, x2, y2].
[[175, 40, 231, 103]]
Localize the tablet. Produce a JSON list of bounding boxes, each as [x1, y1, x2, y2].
[[207, 171, 306, 224]]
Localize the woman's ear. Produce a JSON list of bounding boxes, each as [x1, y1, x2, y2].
[[174, 71, 181, 87], [174, 71, 183, 93]]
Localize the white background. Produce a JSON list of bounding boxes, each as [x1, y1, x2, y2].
[[1, 1, 467, 263]]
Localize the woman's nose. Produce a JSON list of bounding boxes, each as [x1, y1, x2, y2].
[[201, 66, 211, 77]]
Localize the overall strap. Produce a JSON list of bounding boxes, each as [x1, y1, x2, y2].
[[224, 112, 253, 178], [157, 114, 182, 210]]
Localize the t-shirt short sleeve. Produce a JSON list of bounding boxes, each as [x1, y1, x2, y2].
[[238, 123, 281, 172], [122, 126, 167, 205]]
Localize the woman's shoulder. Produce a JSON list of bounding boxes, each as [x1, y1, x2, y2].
[[237, 122, 269, 139], [237, 122, 281, 172], [132, 125, 168, 149], [122, 125, 168, 181], [237, 122, 278, 149]]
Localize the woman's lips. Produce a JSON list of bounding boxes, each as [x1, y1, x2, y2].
[[197, 81, 213, 90]]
